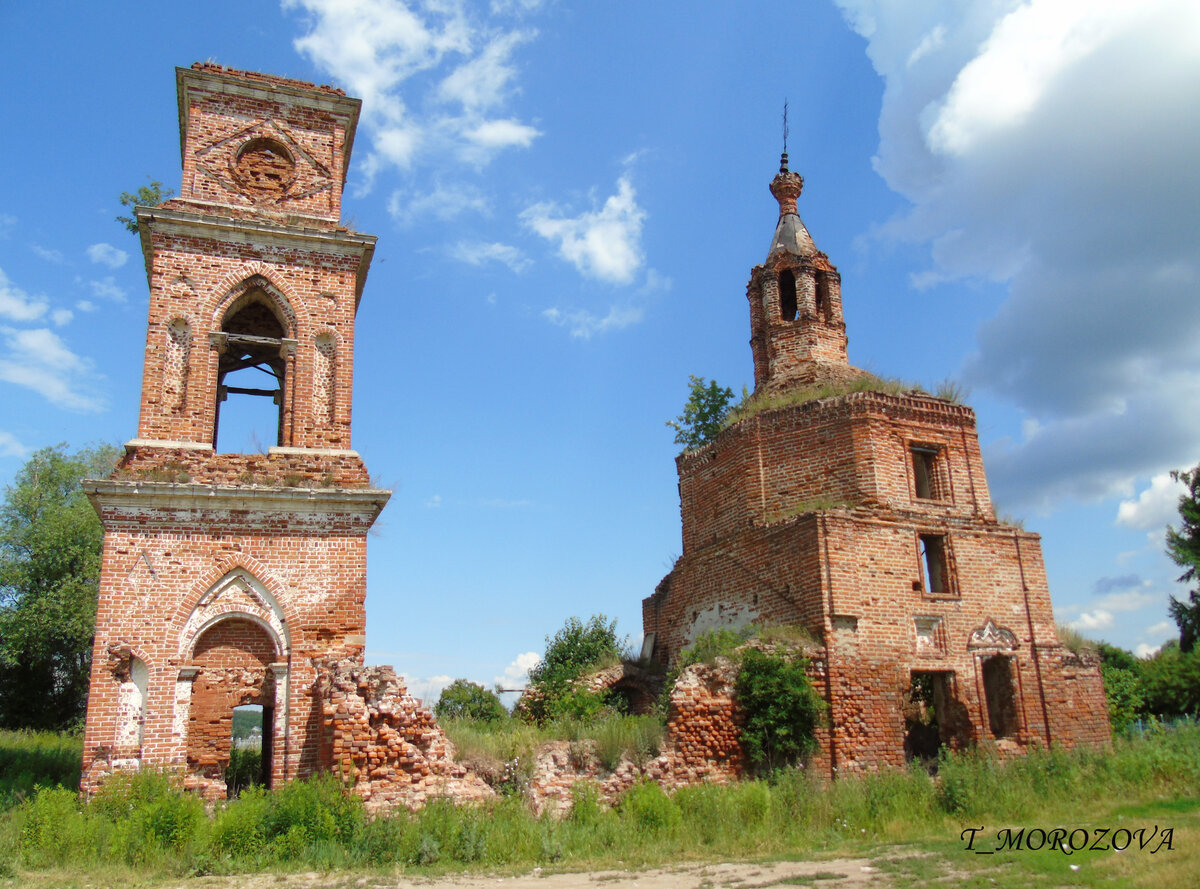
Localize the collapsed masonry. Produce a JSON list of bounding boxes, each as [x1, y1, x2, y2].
[[641, 154, 1112, 772]]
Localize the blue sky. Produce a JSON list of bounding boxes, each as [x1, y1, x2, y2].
[[2, 0, 1198, 702]]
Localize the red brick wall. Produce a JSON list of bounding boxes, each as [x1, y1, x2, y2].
[[177, 63, 359, 222], [646, 389, 1111, 771]]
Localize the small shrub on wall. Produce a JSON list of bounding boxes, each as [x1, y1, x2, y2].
[[736, 647, 825, 775]]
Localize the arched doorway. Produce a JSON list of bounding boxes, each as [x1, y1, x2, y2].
[[186, 617, 278, 797]]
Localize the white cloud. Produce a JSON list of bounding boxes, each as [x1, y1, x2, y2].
[[51, 308, 73, 327], [1069, 610, 1114, 632], [400, 672, 455, 707], [449, 240, 530, 273], [478, 497, 533, 508], [85, 242, 128, 269], [75, 300, 97, 313], [88, 277, 126, 302], [0, 268, 48, 322], [438, 29, 532, 110], [31, 245, 66, 264], [285, 0, 540, 184], [463, 118, 540, 149], [387, 181, 490, 225], [522, 176, 646, 284], [0, 214, 14, 237], [1117, 473, 1187, 531], [490, 0, 546, 15], [1135, 642, 1166, 658], [542, 304, 644, 339], [424, 493, 442, 508], [835, 0, 1200, 514], [1145, 620, 1175, 639], [494, 651, 539, 696], [0, 430, 30, 458], [0, 326, 105, 412]]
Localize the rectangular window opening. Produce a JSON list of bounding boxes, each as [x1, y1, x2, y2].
[[912, 445, 941, 500], [918, 533, 950, 595]]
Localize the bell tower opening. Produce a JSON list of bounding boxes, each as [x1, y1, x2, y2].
[[215, 290, 288, 453], [779, 269, 798, 321]]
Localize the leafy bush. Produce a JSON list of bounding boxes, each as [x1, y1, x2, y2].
[[523, 615, 625, 725], [736, 647, 825, 774], [1102, 663, 1144, 732], [265, 773, 363, 848], [436, 679, 507, 722], [666, 375, 735, 450], [620, 779, 680, 831], [528, 615, 623, 688]]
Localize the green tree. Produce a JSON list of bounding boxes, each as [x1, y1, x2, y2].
[[1100, 663, 1144, 732], [735, 647, 825, 775], [434, 679, 507, 722], [0, 444, 119, 729], [1139, 641, 1200, 719], [522, 615, 624, 724], [666, 375, 735, 451], [1166, 465, 1200, 652], [116, 178, 175, 234]]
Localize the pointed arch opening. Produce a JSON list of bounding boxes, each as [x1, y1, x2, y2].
[[214, 285, 293, 453], [186, 616, 278, 796]]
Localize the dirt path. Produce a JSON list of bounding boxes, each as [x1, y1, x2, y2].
[[178, 858, 889, 889]]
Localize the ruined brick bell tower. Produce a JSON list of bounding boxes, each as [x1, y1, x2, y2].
[[81, 64, 389, 797], [644, 153, 1111, 773]]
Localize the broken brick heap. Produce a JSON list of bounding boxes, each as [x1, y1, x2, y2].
[[642, 154, 1111, 772], [78, 65, 474, 804]]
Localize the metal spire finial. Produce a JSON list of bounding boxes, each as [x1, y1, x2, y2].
[[780, 99, 790, 173]]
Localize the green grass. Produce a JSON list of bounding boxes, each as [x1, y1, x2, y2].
[[0, 730, 82, 810], [724, 374, 924, 428], [0, 724, 1197, 886]]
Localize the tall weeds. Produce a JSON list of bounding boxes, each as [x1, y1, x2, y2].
[[0, 724, 1197, 879]]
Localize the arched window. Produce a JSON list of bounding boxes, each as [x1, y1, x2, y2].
[[314, 332, 336, 426], [779, 270, 798, 321], [115, 656, 148, 752], [815, 272, 830, 321], [164, 318, 191, 412], [214, 290, 289, 452]]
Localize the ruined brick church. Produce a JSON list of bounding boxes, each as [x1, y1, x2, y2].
[[80, 62, 1109, 802], [642, 154, 1111, 770]]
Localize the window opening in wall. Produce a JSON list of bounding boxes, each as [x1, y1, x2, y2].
[[982, 655, 1019, 739], [779, 269, 798, 321], [115, 656, 149, 753], [228, 704, 271, 796], [912, 445, 941, 500], [215, 293, 287, 453], [815, 272, 829, 321], [904, 671, 945, 767], [918, 534, 950, 594]]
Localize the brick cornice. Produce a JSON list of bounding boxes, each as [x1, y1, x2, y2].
[[82, 479, 390, 520]]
